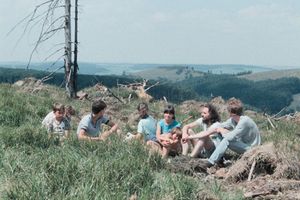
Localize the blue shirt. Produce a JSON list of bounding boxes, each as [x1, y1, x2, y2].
[[77, 114, 109, 137], [158, 119, 181, 134], [221, 116, 261, 146], [137, 115, 157, 141]]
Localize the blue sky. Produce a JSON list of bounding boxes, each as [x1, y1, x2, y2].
[[1, 0, 300, 67]]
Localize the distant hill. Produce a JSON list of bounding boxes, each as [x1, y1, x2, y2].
[[2, 67, 300, 113], [132, 66, 205, 81], [0, 62, 272, 77], [132, 64, 273, 81], [241, 69, 300, 81]]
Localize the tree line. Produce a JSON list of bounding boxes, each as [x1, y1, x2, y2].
[[1, 67, 299, 114]]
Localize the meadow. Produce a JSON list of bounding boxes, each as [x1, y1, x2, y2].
[[0, 82, 300, 199]]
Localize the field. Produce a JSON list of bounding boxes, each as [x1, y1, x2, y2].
[[1, 80, 300, 199]]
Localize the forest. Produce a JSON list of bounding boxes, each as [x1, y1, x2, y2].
[[1, 67, 299, 114]]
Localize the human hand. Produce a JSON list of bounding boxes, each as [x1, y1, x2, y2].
[[182, 136, 189, 143], [161, 140, 171, 147]]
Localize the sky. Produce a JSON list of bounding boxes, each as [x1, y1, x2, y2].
[[1, 0, 300, 67]]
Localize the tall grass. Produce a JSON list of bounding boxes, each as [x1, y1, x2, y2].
[[2, 82, 298, 199], [0, 84, 199, 199]]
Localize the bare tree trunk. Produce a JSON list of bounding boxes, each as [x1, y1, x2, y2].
[[73, 0, 79, 97], [64, 0, 75, 98]]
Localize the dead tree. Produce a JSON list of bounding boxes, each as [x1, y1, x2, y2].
[[118, 79, 159, 102], [10, 0, 79, 98]]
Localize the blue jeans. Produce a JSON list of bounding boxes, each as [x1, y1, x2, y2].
[[208, 137, 250, 164]]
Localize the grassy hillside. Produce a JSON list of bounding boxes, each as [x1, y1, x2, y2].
[[1, 82, 300, 199], [241, 69, 300, 81], [0, 83, 239, 199]]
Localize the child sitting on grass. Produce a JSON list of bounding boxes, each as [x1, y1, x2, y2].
[[42, 103, 70, 142], [160, 127, 182, 158]]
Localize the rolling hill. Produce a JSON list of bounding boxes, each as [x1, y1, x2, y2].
[[241, 69, 300, 81]]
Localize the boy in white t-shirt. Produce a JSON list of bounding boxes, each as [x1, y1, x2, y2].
[[42, 103, 71, 140]]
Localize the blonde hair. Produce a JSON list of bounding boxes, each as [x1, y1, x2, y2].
[[170, 127, 182, 139]]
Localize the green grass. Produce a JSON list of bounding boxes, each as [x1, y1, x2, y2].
[[1, 82, 299, 199], [0, 84, 200, 199]]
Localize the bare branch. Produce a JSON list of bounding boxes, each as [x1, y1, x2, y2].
[[41, 65, 64, 82], [43, 47, 65, 61], [145, 81, 159, 92]]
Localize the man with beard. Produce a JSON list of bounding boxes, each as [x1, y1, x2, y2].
[[182, 103, 222, 158], [198, 98, 261, 169]]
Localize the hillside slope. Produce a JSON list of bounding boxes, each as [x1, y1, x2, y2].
[[0, 82, 300, 199], [241, 69, 300, 81]]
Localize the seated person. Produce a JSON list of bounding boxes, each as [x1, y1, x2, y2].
[[160, 127, 182, 156], [42, 103, 75, 125], [64, 105, 75, 123], [156, 105, 181, 158], [181, 103, 222, 158], [77, 100, 118, 141], [199, 98, 261, 169], [42, 103, 70, 140], [130, 102, 161, 151]]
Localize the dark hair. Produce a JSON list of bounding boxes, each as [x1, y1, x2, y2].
[[137, 102, 148, 111], [227, 98, 243, 116], [92, 100, 107, 114], [65, 105, 75, 115], [164, 104, 175, 119], [203, 103, 221, 124], [164, 104, 175, 115]]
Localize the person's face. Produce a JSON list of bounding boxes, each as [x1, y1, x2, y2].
[[201, 107, 210, 121], [171, 133, 178, 140], [95, 109, 105, 119], [138, 108, 147, 118], [54, 109, 64, 121], [164, 112, 174, 123], [229, 112, 240, 122]]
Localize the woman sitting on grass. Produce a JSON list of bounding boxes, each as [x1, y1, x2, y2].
[[156, 105, 181, 158]]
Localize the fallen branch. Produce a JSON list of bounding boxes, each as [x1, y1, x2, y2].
[[145, 81, 159, 92], [248, 160, 256, 181], [267, 117, 276, 129], [271, 106, 287, 119]]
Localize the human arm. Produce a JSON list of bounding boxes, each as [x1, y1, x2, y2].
[[99, 121, 119, 140], [221, 118, 247, 141], [64, 130, 70, 138], [182, 121, 199, 138], [156, 122, 171, 146], [185, 128, 217, 140], [78, 129, 103, 141]]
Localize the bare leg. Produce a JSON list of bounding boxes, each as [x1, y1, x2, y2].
[[146, 140, 161, 153], [182, 129, 199, 156], [162, 147, 170, 158], [190, 137, 215, 158]]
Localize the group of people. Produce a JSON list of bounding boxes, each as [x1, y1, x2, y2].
[[42, 98, 261, 170], [133, 98, 261, 169]]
